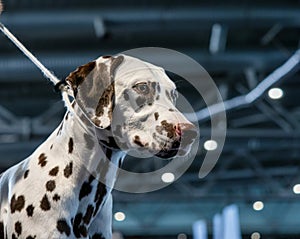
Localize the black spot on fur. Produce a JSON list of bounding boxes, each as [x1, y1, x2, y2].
[[0, 221, 4, 239], [46, 180, 56, 192], [26, 205, 34, 217], [136, 96, 146, 107], [38, 153, 47, 167], [15, 221, 22, 236], [53, 194, 61, 202], [12, 233, 17, 239], [73, 213, 88, 238], [123, 89, 130, 101], [165, 90, 172, 102], [157, 83, 161, 93], [49, 166, 59, 176], [79, 181, 93, 201], [68, 137, 74, 154], [93, 182, 107, 216], [24, 170, 29, 179], [154, 112, 159, 121], [83, 205, 94, 225], [10, 194, 25, 213], [57, 219, 71, 236], [26, 236, 36, 239], [50, 144, 53, 150], [40, 194, 51, 211], [64, 162, 73, 178], [92, 233, 105, 239]]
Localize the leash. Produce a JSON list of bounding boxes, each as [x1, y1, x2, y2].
[[0, 4, 74, 104], [0, 9, 81, 120], [0, 17, 115, 140], [0, 18, 98, 140]]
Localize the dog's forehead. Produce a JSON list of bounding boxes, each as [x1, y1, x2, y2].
[[114, 55, 176, 89]]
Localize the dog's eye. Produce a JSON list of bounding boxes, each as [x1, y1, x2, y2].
[[133, 83, 150, 94]]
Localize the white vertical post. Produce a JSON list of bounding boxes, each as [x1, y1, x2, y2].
[[213, 213, 223, 239], [223, 204, 242, 239], [193, 220, 208, 239]]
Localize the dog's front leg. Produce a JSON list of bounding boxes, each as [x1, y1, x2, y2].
[[88, 194, 113, 239]]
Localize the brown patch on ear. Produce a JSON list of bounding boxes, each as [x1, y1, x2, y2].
[[66, 61, 96, 96], [94, 84, 114, 126], [92, 55, 124, 128]]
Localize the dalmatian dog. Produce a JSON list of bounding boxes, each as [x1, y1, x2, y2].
[[0, 55, 197, 239]]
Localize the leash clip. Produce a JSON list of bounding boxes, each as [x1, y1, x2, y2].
[[54, 79, 69, 93]]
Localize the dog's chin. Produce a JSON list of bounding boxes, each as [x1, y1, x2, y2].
[[154, 140, 181, 159]]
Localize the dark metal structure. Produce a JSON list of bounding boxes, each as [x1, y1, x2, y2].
[[0, 0, 300, 238]]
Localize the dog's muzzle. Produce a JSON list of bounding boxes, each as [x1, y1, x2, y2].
[[155, 123, 198, 159]]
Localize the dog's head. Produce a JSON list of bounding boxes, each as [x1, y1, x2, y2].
[[66, 55, 198, 159]]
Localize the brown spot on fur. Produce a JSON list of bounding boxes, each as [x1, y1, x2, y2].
[[64, 162, 73, 178], [95, 84, 114, 118], [10, 194, 25, 213], [169, 109, 175, 112], [38, 153, 47, 167], [133, 135, 144, 147], [92, 118, 101, 127], [49, 166, 59, 176], [40, 194, 51, 211], [154, 112, 159, 121], [26, 205, 34, 217], [102, 55, 111, 59], [15, 222, 22, 236], [66, 61, 96, 96], [156, 120, 176, 138], [46, 180, 56, 192]]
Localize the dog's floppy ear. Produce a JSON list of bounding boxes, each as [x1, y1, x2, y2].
[[66, 55, 124, 129]]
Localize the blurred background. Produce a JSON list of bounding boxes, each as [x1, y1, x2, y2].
[[0, 0, 300, 238]]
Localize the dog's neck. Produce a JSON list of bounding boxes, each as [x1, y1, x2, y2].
[[55, 102, 125, 190]]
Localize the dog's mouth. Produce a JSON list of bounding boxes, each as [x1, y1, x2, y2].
[[154, 139, 181, 159]]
